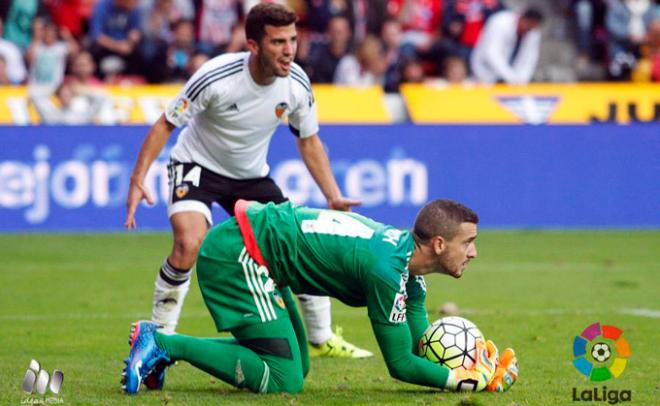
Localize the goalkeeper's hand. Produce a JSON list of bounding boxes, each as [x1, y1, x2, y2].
[[445, 339, 498, 392], [486, 347, 519, 392]]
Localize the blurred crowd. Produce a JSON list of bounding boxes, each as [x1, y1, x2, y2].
[[0, 0, 659, 123]]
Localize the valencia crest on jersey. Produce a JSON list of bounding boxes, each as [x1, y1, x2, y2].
[[275, 102, 289, 119]]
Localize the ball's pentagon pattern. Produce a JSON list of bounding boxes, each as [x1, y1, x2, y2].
[[418, 316, 484, 370]]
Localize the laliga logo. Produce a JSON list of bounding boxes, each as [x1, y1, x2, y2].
[[571, 322, 632, 404]]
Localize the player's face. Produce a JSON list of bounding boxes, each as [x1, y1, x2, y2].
[[435, 222, 478, 278], [255, 24, 297, 79]]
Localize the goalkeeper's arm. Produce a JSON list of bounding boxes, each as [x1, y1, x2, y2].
[[371, 321, 451, 388], [372, 321, 497, 391]]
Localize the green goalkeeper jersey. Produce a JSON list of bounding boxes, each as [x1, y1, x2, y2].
[[241, 200, 426, 327], [237, 201, 452, 389]]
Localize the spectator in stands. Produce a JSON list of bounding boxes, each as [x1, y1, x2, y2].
[[196, 0, 245, 55], [441, 54, 469, 84], [89, 0, 142, 78], [66, 51, 103, 88], [27, 18, 79, 90], [30, 80, 111, 124], [45, 0, 96, 39], [140, 0, 195, 23], [443, 0, 503, 50], [470, 7, 544, 85], [138, 0, 175, 83], [140, 0, 175, 43], [0, 18, 27, 84], [605, 0, 656, 80], [305, 15, 353, 83], [389, 0, 443, 64], [399, 57, 426, 84], [2, 0, 48, 51], [300, 0, 388, 43], [304, 0, 354, 39], [442, 0, 503, 60], [650, 16, 660, 81], [334, 35, 387, 86], [571, 0, 609, 66], [166, 19, 196, 82], [381, 18, 404, 92], [0, 55, 10, 84]]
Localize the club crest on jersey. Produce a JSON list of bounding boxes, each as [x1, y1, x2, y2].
[[272, 291, 286, 309], [389, 292, 407, 323], [275, 102, 289, 119], [175, 184, 189, 198]]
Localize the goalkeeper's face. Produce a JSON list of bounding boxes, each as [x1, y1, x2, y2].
[[435, 222, 478, 278]]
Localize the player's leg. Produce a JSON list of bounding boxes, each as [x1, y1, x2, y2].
[[154, 318, 304, 393], [152, 161, 213, 333], [151, 211, 207, 333]]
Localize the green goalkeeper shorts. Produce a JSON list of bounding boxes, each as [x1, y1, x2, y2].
[[197, 217, 290, 332]]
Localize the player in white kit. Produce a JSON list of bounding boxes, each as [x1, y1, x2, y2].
[[124, 3, 372, 371]]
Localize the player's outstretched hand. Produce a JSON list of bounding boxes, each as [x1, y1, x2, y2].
[[328, 196, 362, 212], [125, 180, 155, 229], [486, 347, 519, 392], [445, 339, 497, 392]]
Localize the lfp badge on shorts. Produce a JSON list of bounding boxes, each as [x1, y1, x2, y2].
[[572, 322, 631, 381]]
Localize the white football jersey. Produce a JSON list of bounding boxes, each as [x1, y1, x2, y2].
[[165, 52, 319, 179]]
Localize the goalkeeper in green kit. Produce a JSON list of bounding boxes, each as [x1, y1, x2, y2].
[[122, 199, 518, 394]]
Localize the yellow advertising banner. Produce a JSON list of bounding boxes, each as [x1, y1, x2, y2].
[[0, 84, 391, 125], [401, 83, 660, 124]]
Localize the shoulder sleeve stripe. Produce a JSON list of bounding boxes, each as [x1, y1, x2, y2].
[[290, 73, 311, 94], [291, 65, 311, 85], [185, 59, 243, 99], [290, 67, 311, 87], [189, 67, 243, 101]]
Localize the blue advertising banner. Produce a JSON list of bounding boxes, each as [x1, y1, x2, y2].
[[0, 124, 658, 231]]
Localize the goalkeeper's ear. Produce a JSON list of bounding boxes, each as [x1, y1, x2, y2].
[[431, 235, 447, 256]]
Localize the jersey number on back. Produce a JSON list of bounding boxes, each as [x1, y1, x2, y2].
[[301, 212, 374, 239]]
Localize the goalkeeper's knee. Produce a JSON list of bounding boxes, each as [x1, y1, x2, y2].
[[264, 362, 303, 393]]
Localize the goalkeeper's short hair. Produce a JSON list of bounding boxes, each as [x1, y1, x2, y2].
[[413, 199, 479, 241]]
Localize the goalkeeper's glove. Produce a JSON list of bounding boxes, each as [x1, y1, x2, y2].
[[486, 347, 519, 392], [445, 339, 498, 392]]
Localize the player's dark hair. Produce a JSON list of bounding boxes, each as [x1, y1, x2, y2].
[[413, 199, 478, 242], [522, 7, 544, 23], [245, 3, 298, 43]]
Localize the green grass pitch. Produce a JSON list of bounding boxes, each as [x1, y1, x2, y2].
[[1, 231, 658, 405]]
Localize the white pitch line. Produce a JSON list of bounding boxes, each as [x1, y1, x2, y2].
[[619, 308, 660, 319]]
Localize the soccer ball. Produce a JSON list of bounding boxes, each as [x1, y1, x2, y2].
[[418, 316, 483, 369]]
